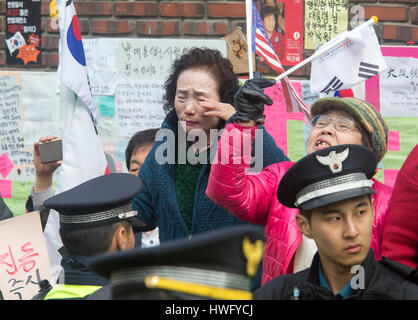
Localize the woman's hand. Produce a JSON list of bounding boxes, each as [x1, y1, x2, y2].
[[200, 98, 236, 121], [233, 72, 275, 124]]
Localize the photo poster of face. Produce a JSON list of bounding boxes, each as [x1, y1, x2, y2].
[[255, 0, 303, 72], [5, 0, 41, 65]]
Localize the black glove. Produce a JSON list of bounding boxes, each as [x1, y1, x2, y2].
[[233, 72, 276, 124]]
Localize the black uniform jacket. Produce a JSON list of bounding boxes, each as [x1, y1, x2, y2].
[[32, 248, 109, 300], [254, 249, 418, 300]]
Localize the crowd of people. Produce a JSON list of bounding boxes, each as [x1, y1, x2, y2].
[[0, 47, 417, 300]]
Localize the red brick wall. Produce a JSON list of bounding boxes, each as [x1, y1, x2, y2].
[[1, 0, 417, 77]]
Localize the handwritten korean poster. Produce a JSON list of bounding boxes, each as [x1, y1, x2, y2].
[[0, 74, 34, 180], [116, 38, 226, 81], [83, 39, 118, 96], [114, 80, 166, 138], [0, 211, 52, 300], [304, 0, 348, 50]]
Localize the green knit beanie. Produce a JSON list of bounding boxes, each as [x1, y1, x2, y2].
[[310, 97, 388, 163]]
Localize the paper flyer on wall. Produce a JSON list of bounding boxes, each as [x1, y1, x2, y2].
[[255, 0, 303, 71], [5, 0, 41, 65]]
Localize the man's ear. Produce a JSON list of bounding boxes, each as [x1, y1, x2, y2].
[[371, 196, 375, 217], [114, 224, 131, 251], [296, 213, 313, 239]]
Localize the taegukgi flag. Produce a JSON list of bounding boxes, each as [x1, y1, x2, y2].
[[57, 0, 98, 124], [310, 21, 387, 95], [43, 0, 108, 283]]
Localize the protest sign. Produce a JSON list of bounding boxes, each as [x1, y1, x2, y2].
[[6, 0, 41, 65], [255, 0, 303, 70], [0, 211, 52, 300], [304, 0, 348, 50]]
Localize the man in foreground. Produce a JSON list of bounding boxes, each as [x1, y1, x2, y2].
[[254, 144, 418, 300]]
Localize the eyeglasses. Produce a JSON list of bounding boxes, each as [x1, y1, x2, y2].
[[311, 115, 358, 132]]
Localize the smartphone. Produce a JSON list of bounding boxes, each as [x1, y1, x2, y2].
[[38, 138, 63, 163]]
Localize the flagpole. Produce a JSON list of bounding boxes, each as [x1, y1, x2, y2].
[[275, 16, 378, 82], [246, 0, 254, 79]]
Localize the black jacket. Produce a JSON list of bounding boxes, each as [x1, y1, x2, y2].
[[32, 248, 109, 300], [254, 250, 418, 300]]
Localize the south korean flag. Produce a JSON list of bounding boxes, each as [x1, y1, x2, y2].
[[310, 23, 387, 95], [5, 31, 25, 55]]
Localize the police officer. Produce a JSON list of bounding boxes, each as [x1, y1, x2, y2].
[[88, 225, 265, 300], [254, 144, 418, 300], [32, 173, 145, 300]]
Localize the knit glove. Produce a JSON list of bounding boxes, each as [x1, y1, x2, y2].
[[233, 72, 276, 124]]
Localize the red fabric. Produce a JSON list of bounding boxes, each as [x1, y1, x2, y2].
[[206, 123, 392, 285], [381, 145, 418, 268], [337, 89, 354, 97], [269, 29, 285, 62]]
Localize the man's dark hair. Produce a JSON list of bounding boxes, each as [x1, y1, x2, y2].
[[162, 47, 238, 114], [59, 221, 131, 256], [125, 128, 159, 170], [260, 5, 276, 21], [299, 194, 373, 223]]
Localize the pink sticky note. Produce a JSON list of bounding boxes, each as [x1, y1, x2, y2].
[[383, 169, 399, 188], [0, 153, 14, 178], [291, 81, 302, 97], [264, 82, 288, 155], [387, 131, 400, 151], [365, 74, 380, 112], [0, 179, 12, 198]]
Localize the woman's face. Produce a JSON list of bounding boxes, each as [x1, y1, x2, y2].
[[174, 67, 221, 135], [306, 109, 364, 154], [263, 14, 276, 34]]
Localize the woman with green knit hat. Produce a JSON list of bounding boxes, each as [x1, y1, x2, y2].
[[206, 76, 392, 286], [307, 97, 388, 164]]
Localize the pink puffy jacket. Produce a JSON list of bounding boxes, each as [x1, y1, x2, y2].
[[206, 123, 392, 285]]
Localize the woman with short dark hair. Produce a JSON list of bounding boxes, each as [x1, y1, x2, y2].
[[131, 48, 289, 290]]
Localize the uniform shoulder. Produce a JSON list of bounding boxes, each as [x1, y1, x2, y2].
[[376, 260, 418, 299], [254, 269, 310, 300]]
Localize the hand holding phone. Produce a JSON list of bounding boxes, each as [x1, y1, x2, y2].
[[33, 136, 62, 193], [38, 138, 63, 164]]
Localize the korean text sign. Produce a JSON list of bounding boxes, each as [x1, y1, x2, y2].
[[0, 211, 52, 300]]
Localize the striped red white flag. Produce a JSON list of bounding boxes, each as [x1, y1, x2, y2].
[[251, 2, 311, 119]]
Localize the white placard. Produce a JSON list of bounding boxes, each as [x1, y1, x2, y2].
[[380, 56, 418, 117], [84, 38, 118, 96], [0, 211, 52, 300], [115, 80, 166, 138]]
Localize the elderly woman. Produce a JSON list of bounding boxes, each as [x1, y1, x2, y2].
[[206, 76, 392, 286], [131, 48, 288, 289]]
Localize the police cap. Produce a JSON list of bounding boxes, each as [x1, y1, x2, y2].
[[43, 173, 145, 230], [89, 225, 265, 300], [277, 144, 377, 210]]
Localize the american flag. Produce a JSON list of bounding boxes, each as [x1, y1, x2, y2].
[[251, 2, 310, 119]]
